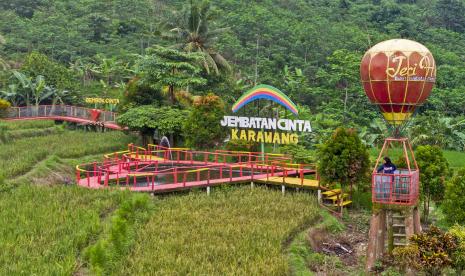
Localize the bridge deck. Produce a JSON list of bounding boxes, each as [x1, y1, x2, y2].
[[255, 176, 319, 188]]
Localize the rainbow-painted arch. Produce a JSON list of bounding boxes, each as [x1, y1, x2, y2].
[[232, 84, 299, 115]]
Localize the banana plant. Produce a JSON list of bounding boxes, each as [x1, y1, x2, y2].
[[12, 71, 54, 115]]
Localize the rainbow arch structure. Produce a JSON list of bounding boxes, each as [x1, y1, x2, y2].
[[232, 84, 299, 115]]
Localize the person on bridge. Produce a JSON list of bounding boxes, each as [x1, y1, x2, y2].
[[377, 157, 397, 174]]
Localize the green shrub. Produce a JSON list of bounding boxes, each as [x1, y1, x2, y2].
[[449, 224, 465, 272], [415, 145, 450, 222], [443, 168, 465, 224], [183, 93, 226, 149], [317, 127, 370, 193]]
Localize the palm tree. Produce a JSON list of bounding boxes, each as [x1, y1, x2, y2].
[[168, 0, 231, 75], [0, 34, 9, 71]]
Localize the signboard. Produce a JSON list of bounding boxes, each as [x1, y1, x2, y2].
[[221, 85, 311, 145], [85, 98, 120, 104]]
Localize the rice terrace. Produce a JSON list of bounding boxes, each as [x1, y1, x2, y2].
[[2, 0, 465, 275]]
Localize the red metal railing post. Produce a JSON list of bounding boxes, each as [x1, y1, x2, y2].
[[76, 169, 80, 183]]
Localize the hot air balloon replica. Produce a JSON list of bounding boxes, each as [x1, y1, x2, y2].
[[360, 39, 436, 271]]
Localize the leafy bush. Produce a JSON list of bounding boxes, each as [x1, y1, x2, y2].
[[415, 145, 450, 221], [183, 93, 226, 149], [443, 168, 465, 224], [317, 127, 370, 192], [392, 226, 457, 275], [449, 224, 465, 272], [0, 99, 11, 118]]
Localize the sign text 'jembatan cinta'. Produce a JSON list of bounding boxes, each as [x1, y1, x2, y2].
[[221, 84, 311, 145]]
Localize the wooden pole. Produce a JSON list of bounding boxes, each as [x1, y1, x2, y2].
[[366, 212, 380, 272]]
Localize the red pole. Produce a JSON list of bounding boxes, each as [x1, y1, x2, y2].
[[174, 168, 178, 184]]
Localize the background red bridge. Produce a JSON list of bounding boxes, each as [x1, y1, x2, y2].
[[2, 105, 121, 130]]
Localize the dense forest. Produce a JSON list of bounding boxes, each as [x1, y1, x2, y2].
[[0, 0, 465, 149]]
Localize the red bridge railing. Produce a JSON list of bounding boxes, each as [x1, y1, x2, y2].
[[4, 105, 117, 123]]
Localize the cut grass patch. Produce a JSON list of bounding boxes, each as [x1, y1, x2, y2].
[[120, 186, 319, 275]]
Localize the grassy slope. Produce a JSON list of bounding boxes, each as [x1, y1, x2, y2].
[[0, 128, 135, 179], [120, 186, 319, 275], [0, 120, 138, 274]]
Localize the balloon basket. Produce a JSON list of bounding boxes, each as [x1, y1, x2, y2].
[[372, 137, 419, 206]]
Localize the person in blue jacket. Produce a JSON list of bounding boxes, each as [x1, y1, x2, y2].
[[377, 157, 397, 174]]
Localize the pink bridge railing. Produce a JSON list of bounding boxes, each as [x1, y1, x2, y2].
[[75, 144, 319, 191], [5, 105, 117, 123]]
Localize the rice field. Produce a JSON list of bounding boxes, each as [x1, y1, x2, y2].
[[0, 128, 135, 179], [0, 120, 323, 275], [119, 187, 319, 275], [0, 184, 133, 275]]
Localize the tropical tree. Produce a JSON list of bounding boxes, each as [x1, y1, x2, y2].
[[136, 45, 206, 105], [117, 105, 188, 145], [168, 0, 231, 74]]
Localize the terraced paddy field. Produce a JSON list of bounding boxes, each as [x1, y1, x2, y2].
[[0, 120, 321, 275]]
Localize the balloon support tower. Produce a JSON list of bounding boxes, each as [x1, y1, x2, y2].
[[366, 137, 422, 271]]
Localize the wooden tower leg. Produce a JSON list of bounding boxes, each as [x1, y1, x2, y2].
[[405, 209, 415, 240], [366, 211, 381, 272], [376, 210, 387, 259]]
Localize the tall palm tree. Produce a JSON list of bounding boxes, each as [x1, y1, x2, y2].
[[168, 0, 231, 75]]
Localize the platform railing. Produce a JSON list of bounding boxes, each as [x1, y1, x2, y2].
[[5, 105, 117, 123], [76, 144, 318, 190], [372, 169, 419, 206]]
